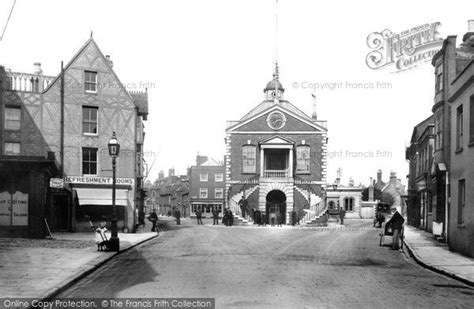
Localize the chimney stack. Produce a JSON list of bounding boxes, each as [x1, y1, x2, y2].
[[463, 20, 474, 43], [311, 93, 317, 121], [105, 55, 113, 68], [390, 171, 397, 184], [169, 168, 175, 177], [196, 154, 208, 166], [377, 169, 382, 183], [33, 62, 42, 75]]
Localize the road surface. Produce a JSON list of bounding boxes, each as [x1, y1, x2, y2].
[[57, 219, 474, 308]]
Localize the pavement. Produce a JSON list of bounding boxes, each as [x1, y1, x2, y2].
[[403, 225, 474, 286], [0, 228, 158, 300]]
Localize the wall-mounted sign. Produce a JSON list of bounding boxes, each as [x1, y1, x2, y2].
[[50, 178, 64, 188], [0, 191, 28, 226], [64, 176, 134, 186]]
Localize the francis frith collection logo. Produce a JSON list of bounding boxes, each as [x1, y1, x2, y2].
[[366, 22, 443, 72]]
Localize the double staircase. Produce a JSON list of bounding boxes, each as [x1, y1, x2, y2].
[[294, 185, 328, 226], [228, 184, 259, 226], [226, 174, 329, 227]]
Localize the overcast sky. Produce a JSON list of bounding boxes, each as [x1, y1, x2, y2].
[[1, 0, 473, 185]]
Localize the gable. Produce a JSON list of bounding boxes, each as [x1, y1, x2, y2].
[[234, 109, 322, 132], [44, 38, 136, 110]]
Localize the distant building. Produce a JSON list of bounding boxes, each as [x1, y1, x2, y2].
[[150, 170, 189, 217], [189, 155, 225, 218], [326, 177, 363, 219], [374, 170, 407, 215], [225, 65, 327, 224], [406, 116, 435, 230], [0, 37, 148, 236]]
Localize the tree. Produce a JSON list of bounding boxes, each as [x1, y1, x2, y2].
[[361, 187, 395, 205], [361, 187, 383, 201]]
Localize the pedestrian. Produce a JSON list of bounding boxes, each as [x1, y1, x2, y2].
[[260, 212, 267, 227], [339, 207, 346, 225], [291, 211, 297, 226], [376, 212, 385, 228], [228, 208, 234, 226], [175, 209, 181, 225], [254, 209, 261, 225], [238, 197, 248, 218], [277, 212, 282, 227], [195, 207, 203, 225], [212, 207, 219, 225], [95, 220, 108, 251], [222, 208, 228, 226], [148, 210, 158, 232], [387, 206, 405, 250]]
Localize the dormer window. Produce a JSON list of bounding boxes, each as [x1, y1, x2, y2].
[[85, 71, 97, 93]]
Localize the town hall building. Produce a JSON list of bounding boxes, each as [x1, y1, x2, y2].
[[225, 65, 328, 224]]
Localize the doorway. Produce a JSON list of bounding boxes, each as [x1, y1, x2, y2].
[[266, 190, 287, 225]]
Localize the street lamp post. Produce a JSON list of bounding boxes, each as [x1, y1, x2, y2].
[[108, 132, 120, 252]]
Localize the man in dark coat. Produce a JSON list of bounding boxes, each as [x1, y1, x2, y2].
[[260, 212, 267, 227], [195, 208, 203, 225], [212, 208, 219, 225], [339, 207, 346, 225], [175, 209, 181, 225], [228, 208, 234, 226], [387, 206, 405, 250], [149, 210, 158, 232], [254, 209, 261, 225], [238, 197, 248, 218]]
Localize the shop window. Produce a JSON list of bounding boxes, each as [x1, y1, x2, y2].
[[82, 147, 98, 175]]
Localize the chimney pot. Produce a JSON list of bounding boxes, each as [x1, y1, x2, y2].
[[469, 20, 474, 32], [33, 62, 42, 75], [105, 55, 113, 68]]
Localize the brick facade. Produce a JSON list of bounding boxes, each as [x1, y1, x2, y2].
[[189, 157, 225, 218], [225, 73, 327, 224]]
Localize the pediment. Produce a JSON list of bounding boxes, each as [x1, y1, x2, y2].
[[226, 105, 327, 133], [260, 135, 294, 145]]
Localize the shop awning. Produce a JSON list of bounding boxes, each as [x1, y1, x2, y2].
[[75, 188, 129, 206]]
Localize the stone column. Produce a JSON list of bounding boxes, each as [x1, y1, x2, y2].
[[260, 148, 264, 176], [289, 148, 293, 178]]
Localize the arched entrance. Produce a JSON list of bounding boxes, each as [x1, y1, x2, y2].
[[266, 190, 287, 225]]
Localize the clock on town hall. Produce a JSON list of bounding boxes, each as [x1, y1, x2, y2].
[[267, 111, 286, 130]]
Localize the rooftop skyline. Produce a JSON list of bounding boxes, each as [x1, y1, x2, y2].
[[1, 0, 472, 185]]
